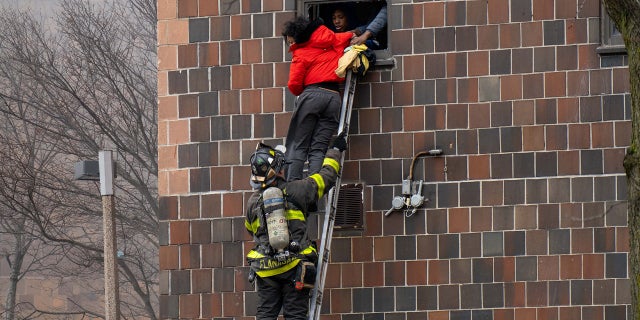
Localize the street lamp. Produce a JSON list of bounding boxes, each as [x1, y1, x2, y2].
[[74, 150, 120, 319]]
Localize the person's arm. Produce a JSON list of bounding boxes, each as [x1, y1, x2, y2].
[[287, 55, 306, 96], [351, 6, 387, 45]]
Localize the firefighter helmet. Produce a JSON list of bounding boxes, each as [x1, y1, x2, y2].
[[249, 142, 285, 189]]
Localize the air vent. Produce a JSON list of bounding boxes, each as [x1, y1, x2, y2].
[[335, 183, 364, 229]]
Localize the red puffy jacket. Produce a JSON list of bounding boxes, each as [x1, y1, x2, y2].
[[287, 25, 353, 96]]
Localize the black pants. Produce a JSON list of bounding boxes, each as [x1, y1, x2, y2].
[[285, 85, 341, 181], [256, 268, 311, 319]]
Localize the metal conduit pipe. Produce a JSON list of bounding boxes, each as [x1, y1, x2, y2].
[[385, 148, 443, 217]]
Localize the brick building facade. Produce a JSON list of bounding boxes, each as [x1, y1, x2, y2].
[[157, 0, 632, 319]]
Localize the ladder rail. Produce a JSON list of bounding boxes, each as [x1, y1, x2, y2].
[[308, 70, 357, 320]]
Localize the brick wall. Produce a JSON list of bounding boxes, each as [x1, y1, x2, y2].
[[157, 0, 631, 319]]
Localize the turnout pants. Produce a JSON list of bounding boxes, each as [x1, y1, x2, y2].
[[285, 85, 340, 181], [256, 268, 311, 320]]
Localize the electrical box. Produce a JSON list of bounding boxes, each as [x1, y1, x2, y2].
[[74, 160, 100, 181]]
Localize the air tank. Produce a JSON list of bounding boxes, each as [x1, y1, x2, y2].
[[263, 187, 289, 252]]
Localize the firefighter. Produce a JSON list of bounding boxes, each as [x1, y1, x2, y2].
[[245, 134, 347, 319]]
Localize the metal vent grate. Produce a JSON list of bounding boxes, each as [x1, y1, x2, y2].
[[335, 183, 364, 230]]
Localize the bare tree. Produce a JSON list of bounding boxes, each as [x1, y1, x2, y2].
[[0, 0, 158, 318], [601, 0, 640, 319]]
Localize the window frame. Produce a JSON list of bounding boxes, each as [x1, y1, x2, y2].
[[296, 0, 394, 67], [598, 3, 626, 54]]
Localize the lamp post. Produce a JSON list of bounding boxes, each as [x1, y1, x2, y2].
[[74, 150, 120, 319]]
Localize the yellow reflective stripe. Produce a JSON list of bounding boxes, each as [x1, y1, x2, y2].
[[301, 246, 317, 255], [310, 173, 325, 198], [245, 218, 260, 234], [286, 209, 305, 221], [247, 250, 264, 259], [255, 259, 300, 277], [323, 158, 340, 173]]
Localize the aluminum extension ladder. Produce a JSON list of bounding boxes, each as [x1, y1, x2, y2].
[[308, 69, 358, 320]]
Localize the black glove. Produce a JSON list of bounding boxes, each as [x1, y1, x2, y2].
[[331, 132, 347, 151]]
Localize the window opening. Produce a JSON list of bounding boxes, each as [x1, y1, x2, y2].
[[598, 3, 625, 54], [297, 0, 393, 66]]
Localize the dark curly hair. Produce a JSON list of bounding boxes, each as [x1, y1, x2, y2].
[[282, 16, 324, 45]]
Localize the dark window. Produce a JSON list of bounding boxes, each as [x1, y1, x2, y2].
[[297, 0, 393, 66], [598, 3, 625, 54]]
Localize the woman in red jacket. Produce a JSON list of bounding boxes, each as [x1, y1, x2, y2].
[[281, 16, 353, 181]]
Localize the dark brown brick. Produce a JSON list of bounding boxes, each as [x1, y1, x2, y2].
[[479, 128, 500, 154], [481, 180, 503, 206], [522, 21, 543, 46], [538, 255, 559, 280], [199, 0, 219, 16], [512, 48, 533, 74], [460, 233, 481, 258], [456, 26, 477, 51], [427, 209, 448, 234], [526, 281, 547, 306], [593, 275, 624, 304], [159, 196, 179, 220], [253, 13, 273, 38], [544, 20, 565, 45], [526, 230, 548, 255], [488, 0, 509, 23], [571, 280, 593, 305], [220, 40, 240, 65], [210, 166, 231, 191], [439, 285, 460, 309], [390, 29, 413, 55], [188, 117, 209, 142], [466, 0, 487, 24], [179, 294, 200, 318], [493, 206, 515, 230], [210, 16, 230, 41], [590, 69, 613, 95], [490, 49, 511, 75], [170, 221, 190, 245], [483, 283, 504, 308], [460, 284, 482, 309], [539, 203, 560, 229], [471, 207, 493, 231], [504, 231, 525, 256], [178, 0, 198, 17], [168, 70, 188, 94], [523, 73, 544, 99], [178, 94, 198, 118], [515, 205, 537, 229], [189, 68, 209, 92], [567, 71, 589, 96], [435, 27, 456, 52], [513, 153, 534, 178], [495, 256, 516, 283], [414, 29, 435, 54], [584, 254, 605, 279], [512, 0, 532, 21], [504, 282, 526, 307], [189, 167, 210, 193], [445, 1, 466, 25], [500, 23, 521, 48], [178, 44, 198, 68], [446, 52, 467, 78], [545, 72, 567, 97], [492, 154, 513, 179]]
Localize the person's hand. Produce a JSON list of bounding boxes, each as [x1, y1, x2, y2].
[[331, 131, 348, 151], [350, 30, 372, 45]]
